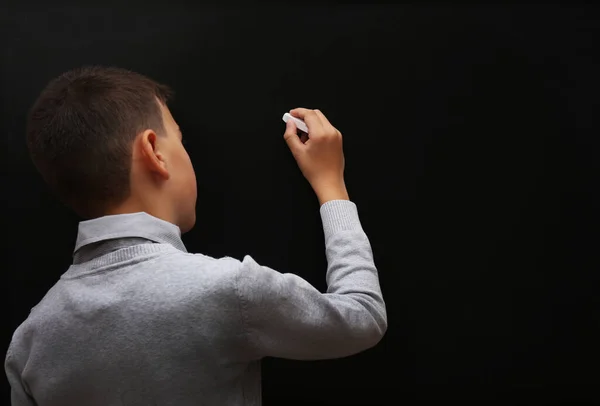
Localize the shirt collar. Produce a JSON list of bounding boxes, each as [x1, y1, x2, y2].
[[73, 212, 188, 255]]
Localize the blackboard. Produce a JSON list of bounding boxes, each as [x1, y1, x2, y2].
[[2, 4, 598, 405]]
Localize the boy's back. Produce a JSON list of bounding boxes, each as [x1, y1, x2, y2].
[[5, 67, 386, 405], [9, 214, 260, 405]]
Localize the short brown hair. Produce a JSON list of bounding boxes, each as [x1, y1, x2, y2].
[[26, 66, 173, 218]]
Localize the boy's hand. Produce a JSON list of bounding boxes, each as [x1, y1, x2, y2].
[[283, 108, 349, 205]]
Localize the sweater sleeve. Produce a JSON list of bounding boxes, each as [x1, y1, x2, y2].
[[235, 200, 387, 360]]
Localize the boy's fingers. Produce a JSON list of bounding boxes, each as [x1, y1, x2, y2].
[[289, 107, 311, 118], [283, 120, 304, 154], [289, 108, 324, 132]]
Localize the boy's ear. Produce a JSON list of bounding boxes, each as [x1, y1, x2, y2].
[[138, 129, 170, 180]]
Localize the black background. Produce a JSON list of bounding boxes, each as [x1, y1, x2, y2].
[[1, 3, 599, 405]]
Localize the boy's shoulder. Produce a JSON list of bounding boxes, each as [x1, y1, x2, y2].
[[7, 250, 252, 359]]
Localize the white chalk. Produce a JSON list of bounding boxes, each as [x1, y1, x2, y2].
[[282, 112, 309, 133]]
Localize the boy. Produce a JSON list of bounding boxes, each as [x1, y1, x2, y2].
[[5, 66, 386, 405]]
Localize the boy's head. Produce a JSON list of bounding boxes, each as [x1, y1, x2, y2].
[[26, 66, 197, 233]]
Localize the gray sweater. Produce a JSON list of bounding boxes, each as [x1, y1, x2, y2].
[[5, 200, 386, 406]]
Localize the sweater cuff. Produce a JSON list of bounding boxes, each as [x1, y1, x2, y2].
[[320, 200, 362, 241]]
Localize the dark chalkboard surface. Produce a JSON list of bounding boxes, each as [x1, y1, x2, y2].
[[2, 4, 598, 405]]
